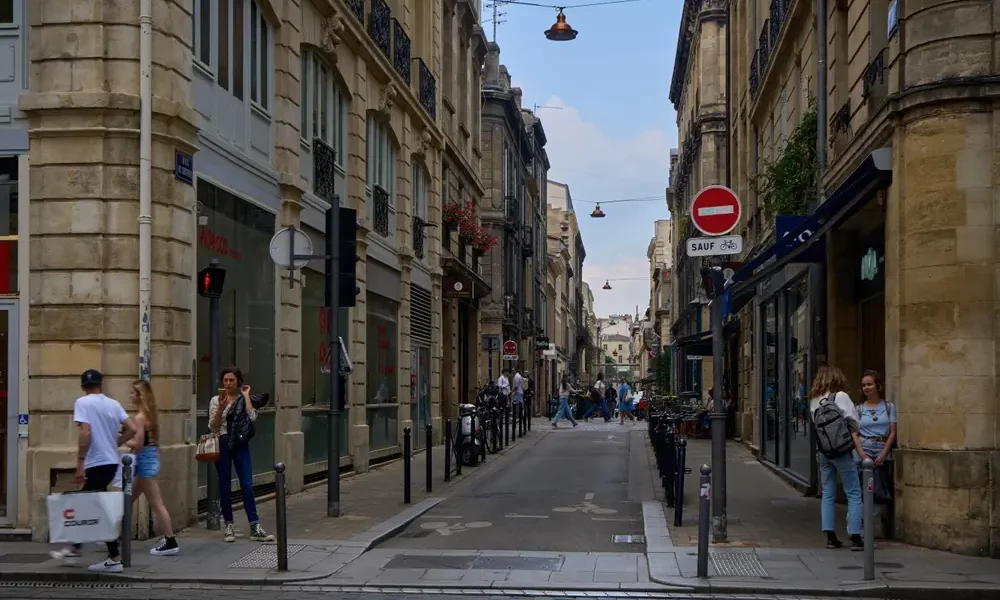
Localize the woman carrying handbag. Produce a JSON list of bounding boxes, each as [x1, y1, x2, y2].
[[208, 366, 274, 544]]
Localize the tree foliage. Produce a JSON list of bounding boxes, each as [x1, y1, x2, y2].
[[751, 101, 818, 219]]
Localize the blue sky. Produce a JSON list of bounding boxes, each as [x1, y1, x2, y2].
[[483, 0, 680, 317]]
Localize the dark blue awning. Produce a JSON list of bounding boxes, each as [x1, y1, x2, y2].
[[726, 148, 893, 306]]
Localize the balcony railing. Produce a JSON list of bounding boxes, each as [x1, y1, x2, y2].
[[862, 48, 886, 103], [368, 0, 391, 61], [392, 19, 411, 84], [769, 0, 782, 47], [758, 21, 770, 69], [345, 0, 364, 23], [373, 185, 390, 237], [522, 224, 533, 256], [417, 59, 437, 120], [412, 216, 426, 259], [749, 51, 759, 99]]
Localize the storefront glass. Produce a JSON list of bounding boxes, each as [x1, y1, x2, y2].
[[367, 293, 399, 451], [409, 346, 431, 448], [301, 264, 350, 464], [195, 180, 276, 485], [761, 299, 778, 463], [786, 277, 811, 478]]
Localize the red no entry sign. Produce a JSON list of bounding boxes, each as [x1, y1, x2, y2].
[[503, 340, 517, 355], [691, 186, 741, 236]]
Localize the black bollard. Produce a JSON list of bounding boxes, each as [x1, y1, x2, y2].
[[444, 419, 452, 482], [664, 424, 677, 507], [425, 424, 433, 492], [456, 416, 463, 476], [674, 438, 687, 526], [504, 401, 510, 448], [521, 401, 526, 436], [121, 455, 133, 567], [527, 401, 531, 431], [403, 427, 412, 504], [511, 402, 518, 442], [480, 408, 487, 462], [497, 406, 504, 452], [697, 464, 711, 578], [275, 462, 289, 571]]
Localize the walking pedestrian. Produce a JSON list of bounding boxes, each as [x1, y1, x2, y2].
[[551, 374, 579, 428], [50, 369, 143, 573], [809, 365, 866, 551], [209, 366, 274, 543], [582, 373, 610, 421], [127, 379, 179, 556], [512, 367, 525, 411], [618, 376, 635, 425]]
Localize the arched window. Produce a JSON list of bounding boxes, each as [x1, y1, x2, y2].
[[300, 49, 347, 168], [366, 115, 397, 239]]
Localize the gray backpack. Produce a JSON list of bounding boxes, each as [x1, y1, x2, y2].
[[813, 396, 854, 458]]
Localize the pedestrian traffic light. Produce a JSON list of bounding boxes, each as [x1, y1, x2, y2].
[[339, 207, 360, 307], [198, 263, 226, 298], [700, 266, 725, 299]]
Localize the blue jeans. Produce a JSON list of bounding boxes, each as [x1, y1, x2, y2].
[[820, 452, 862, 535], [551, 397, 577, 426], [216, 436, 259, 525]]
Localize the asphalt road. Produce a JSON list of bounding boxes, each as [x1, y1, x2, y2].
[[383, 424, 645, 552]]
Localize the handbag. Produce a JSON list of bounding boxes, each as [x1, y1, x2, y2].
[[228, 397, 256, 448], [195, 432, 221, 462], [873, 463, 894, 505]]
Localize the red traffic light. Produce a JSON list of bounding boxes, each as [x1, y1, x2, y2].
[[198, 264, 227, 298]]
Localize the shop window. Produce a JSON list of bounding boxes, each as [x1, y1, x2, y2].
[[786, 277, 810, 479], [195, 180, 276, 477], [300, 49, 348, 168], [366, 115, 397, 239], [366, 293, 399, 451], [0, 157, 17, 296]]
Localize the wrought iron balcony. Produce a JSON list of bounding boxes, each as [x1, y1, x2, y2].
[[749, 51, 759, 99], [417, 59, 436, 120], [758, 20, 770, 69], [372, 185, 390, 237], [862, 48, 886, 101], [368, 0, 391, 61], [769, 0, 782, 46], [392, 19, 411, 84], [522, 224, 533, 256], [412, 216, 426, 259], [344, 0, 364, 23]]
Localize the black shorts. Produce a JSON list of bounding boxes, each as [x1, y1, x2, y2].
[[82, 464, 117, 492]]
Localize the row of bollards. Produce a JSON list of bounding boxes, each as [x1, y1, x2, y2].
[[649, 412, 689, 520]]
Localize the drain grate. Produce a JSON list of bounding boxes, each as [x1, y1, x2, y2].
[[229, 544, 305, 569], [612, 534, 645, 544], [710, 551, 769, 578]]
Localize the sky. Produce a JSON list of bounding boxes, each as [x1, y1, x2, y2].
[[484, 0, 680, 319]]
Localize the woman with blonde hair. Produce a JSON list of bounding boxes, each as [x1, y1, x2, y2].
[[809, 365, 866, 551], [126, 380, 179, 556]]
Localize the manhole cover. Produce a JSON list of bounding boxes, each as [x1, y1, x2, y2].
[[0, 553, 52, 564], [612, 534, 645, 544], [229, 544, 305, 569], [711, 551, 769, 578]]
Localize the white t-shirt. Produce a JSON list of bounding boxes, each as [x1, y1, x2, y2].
[[594, 380, 606, 395], [73, 393, 129, 470], [497, 375, 510, 396], [809, 391, 859, 425]]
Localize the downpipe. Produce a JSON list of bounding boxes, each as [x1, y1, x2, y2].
[[138, 0, 153, 381]]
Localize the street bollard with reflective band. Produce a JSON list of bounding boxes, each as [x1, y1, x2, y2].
[[862, 458, 875, 581], [674, 438, 687, 526], [697, 464, 711, 578], [275, 462, 288, 572], [511, 403, 517, 442], [403, 427, 412, 504], [121, 455, 133, 568], [504, 402, 510, 447], [444, 419, 452, 482], [425, 424, 433, 493]]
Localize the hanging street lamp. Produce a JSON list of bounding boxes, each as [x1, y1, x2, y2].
[[544, 8, 578, 41]]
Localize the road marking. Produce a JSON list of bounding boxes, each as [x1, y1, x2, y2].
[[585, 493, 594, 501], [505, 514, 549, 519], [552, 499, 618, 515], [419, 515, 463, 519], [591, 517, 641, 522], [419, 521, 492, 536]]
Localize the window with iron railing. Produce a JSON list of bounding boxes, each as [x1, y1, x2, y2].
[[366, 116, 396, 239]]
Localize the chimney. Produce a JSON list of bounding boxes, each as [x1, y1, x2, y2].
[[499, 65, 510, 91], [512, 87, 522, 110], [484, 41, 501, 85]]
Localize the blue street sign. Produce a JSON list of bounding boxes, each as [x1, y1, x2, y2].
[[174, 150, 194, 185]]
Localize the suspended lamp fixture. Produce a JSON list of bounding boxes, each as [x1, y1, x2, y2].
[[590, 203, 606, 218], [603, 280, 612, 290], [544, 8, 578, 41]]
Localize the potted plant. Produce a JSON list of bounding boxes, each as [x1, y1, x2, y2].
[[459, 220, 479, 243], [443, 200, 465, 228], [473, 227, 499, 256]]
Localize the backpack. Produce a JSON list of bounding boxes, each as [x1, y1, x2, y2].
[[813, 395, 854, 458]]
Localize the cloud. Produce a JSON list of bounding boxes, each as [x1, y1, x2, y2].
[[537, 96, 670, 319]]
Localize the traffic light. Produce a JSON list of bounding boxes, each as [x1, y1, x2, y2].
[[700, 266, 725, 299], [198, 263, 227, 298], [338, 207, 360, 307]]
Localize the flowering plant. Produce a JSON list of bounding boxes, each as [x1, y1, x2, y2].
[[442, 201, 466, 226], [473, 227, 499, 253], [459, 221, 479, 241]]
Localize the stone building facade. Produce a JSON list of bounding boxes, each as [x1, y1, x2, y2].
[[647, 218, 673, 363], [545, 181, 586, 390], [666, 0, 727, 402], [726, 0, 1000, 556], [11, 0, 486, 540]]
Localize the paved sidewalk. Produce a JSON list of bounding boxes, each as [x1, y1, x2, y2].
[[642, 436, 1000, 599], [0, 424, 547, 584]]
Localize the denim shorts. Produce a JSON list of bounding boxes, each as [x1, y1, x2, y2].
[[136, 445, 161, 478]]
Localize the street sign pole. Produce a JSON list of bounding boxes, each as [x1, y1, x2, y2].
[[710, 290, 726, 542]]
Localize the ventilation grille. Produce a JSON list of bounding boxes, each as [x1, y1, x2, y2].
[[411, 285, 433, 346]]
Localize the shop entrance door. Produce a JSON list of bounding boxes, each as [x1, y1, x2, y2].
[[0, 301, 18, 525]]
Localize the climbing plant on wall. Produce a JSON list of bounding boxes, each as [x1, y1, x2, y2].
[[751, 101, 819, 219]]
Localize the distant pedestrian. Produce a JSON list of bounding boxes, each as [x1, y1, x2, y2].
[[551, 374, 578, 428], [497, 369, 511, 406], [512, 368, 525, 409], [809, 365, 866, 551], [128, 380, 179, 556], [618, 376, 635, 425]]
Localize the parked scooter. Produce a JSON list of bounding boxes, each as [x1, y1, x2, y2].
[[456, 403, 482, 466]]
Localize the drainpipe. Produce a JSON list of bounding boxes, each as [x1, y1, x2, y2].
[[815, 0, 828, 208], [724, 0, 731, 190], [138, 0, 153, 381]]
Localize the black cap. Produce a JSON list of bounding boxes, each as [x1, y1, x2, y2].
[[81, 369, 103, 387]]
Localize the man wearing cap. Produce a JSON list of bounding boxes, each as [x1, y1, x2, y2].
[[50, 369, 143, 573]]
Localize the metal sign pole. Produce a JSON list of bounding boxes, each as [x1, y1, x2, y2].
[[206, 272, 221, 530], [710, 295, 727, 542]]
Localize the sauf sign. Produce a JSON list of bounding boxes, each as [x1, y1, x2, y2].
[[685, 186, 744, 258]]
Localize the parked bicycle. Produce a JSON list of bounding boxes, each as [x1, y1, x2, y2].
[[476, 383, 503, 454]]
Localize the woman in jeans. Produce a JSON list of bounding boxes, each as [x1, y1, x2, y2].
[[808, 365, 867, 550], [209, 366, 274, 543], [128, 380, 179, 556], [551, 373, 578, 428], [856, 369, 897, 536]]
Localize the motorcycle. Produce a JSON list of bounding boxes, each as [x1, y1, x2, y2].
[[456, 402, 483, 466]]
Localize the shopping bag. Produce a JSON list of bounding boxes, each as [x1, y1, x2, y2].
[[195, 433, 221, 462], [112, 453, 136, 489], [47, 491, 123, 544]]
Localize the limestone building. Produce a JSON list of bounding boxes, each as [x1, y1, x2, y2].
[[545, 181, 587, 390], [11, 0, 488, 539], [666, 0, 727, 403], [647, 219, 673, 364], [724, 0, 1000, 556]]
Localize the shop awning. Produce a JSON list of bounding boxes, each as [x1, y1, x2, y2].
[[442, 256, 491, 300], [727, 148, 893, 305], [674, 330, 712, 356]]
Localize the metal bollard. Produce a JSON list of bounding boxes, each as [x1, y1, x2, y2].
[[480, 410, 487, 463], [674, 438, 687, 526], [444, 419, 452, 482], [121, 455, 133, 568], [512, 402, 518, 442], [520, 402, 526, 436], [527, 402, 531, 431], [456, 417, 464, 476], [504, 402, 510, 447], [403, 427, 412, 504], [275, 462, 289, 571], [425, 424, 433, 493], [664, 427, 677, 507], [862, 458, 875, 581], [697, 464, 711, 578]]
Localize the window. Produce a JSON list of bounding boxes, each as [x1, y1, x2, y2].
[[0, 1, 13, 24], [411, 162, 428, 222], [300, 49, 348, 167], [250, 1, 270, 109], [218, 0, 229, 89], [194, 0, 212, 66], [366, 115, 397, 237]]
